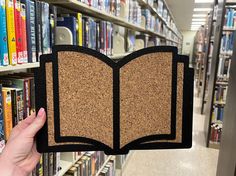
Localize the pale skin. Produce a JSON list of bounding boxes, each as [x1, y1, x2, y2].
[[0, 108, 46, 176]]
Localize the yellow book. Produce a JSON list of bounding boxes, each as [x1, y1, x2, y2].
[[2, 88, 13, 141], [6, 0, 17, 65], [77, 13, 83, 46]]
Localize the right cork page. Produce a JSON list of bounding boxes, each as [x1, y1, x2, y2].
[[118, 49, 194, 151]]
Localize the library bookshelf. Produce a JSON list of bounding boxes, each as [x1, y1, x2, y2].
[[200, 0, 236, 149], [0, 0, 183, 175]]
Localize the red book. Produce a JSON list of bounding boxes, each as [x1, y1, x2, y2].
[[20, 3, 28, 63], [14, 0, 23, 64]]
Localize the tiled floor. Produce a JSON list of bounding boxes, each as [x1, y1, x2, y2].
[[122, 94, 219, 176]]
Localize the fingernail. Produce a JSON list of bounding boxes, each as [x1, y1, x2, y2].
[[38, 108, 45, 117]]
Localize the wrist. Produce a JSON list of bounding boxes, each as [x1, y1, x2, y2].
[[0, 152, 28, 176], [0, 153, 14, 176]]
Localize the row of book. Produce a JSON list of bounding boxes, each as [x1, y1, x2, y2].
[[31, 153, 61, 176], [220, 31, 234, 55], [212, 106, 224, 122], [0, 73, 35, 152], [217, 57, 231, 79], [64, 151, 115, 176], [210, 122, 222, 143], [224, 8, 236, 29], [78, 0, 180, 38], [214, 85, 228, 103], [0, 0, 56, 66]]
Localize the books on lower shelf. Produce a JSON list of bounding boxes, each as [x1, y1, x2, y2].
[[63, 152, 115, 176], [210, 122, 222, 144]]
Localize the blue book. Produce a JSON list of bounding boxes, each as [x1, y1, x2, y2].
[[226, 9, 231, 27], [57, 16, 77, 45], [41, 2, 50, 54], [0, 0, 9, 66], [21, 0, 37, 63], [0, 84, 5, 152]]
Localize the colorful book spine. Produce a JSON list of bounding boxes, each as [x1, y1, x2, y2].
[[0, 0, 9, 66], [16, 89, 24, 122], [0, 85, 5, 152], [41, 2, 50, 54], [23, 0, 37, 63], [14, 0, 23, 64], [35, 1, 42, 61], [2, 88, 13, 141], [6, 0, 17, 65], [20, 3, 28, 63], [77, 13, 83, 46]]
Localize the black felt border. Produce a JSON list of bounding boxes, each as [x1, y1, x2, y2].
[[35, 46, 194, 155]]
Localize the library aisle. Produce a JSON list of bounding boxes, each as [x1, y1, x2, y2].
[[122, 86, 219, 176]]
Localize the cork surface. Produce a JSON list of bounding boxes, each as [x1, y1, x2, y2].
[[142, 63, 184, 144], [46, 63, 89, 146], [58, 52, 113, 148], [120, 52, 173, 148]]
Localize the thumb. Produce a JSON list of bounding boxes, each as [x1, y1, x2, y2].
[[22, 108, 46, 138]]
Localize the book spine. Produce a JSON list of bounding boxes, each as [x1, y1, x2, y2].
[[49, 5, 57, 49], [2, 89, 13, 141], [29, 78, 35, 114], [6, 0, 17, 65], [41, 2, 50, 54], [35, 1, 42, 61], [16, 89, 24, 122], [20, 3, 28, 63], [11, 89, 18, 127], [0, 0, 9, 66], [25, 0, 37, 63], [77, 13, 83, 46], [48, 152, 54, 176], [43, 153, 49, 176], [24, 79, 30, 117], [0, 85, 5, 153], [14, 0, 23, 64]]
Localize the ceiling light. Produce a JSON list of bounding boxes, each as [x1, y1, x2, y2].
[[193, 14, 207, 18], [194, 8, 212, 12], [192, 18, 206, 21], [195, 0, 214, 3], [192, 22, 205, 25]]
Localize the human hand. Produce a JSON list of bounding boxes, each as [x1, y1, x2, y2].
[[0, 108, 46, 176]]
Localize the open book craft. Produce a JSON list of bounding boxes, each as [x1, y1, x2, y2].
[[35, 45, 194, 155]]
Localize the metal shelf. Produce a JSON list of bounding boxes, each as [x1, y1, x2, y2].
[[47, 0, 181, 43], [0, 62, 40, 73], [95, 156, 114, 176]]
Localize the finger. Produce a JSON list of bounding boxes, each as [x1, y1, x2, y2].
[[22, 108, 46, 138], [9, 113, 36, 140]]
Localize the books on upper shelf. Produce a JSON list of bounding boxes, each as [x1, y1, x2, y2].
[[214, 85, 228, 105], [0, 0, 57, 67], [220, 31, 234, 55], [223, 8, 236, 30], [217, 56, 231, 79]]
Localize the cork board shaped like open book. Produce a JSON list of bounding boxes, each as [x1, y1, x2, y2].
[[35, 45, 194, 155]]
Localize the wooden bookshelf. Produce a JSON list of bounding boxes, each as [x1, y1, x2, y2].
[[0, 62, 40, 73], [46, 0, 182, 44]]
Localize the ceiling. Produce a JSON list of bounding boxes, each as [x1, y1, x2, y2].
[[165, 0, 213, 32]]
